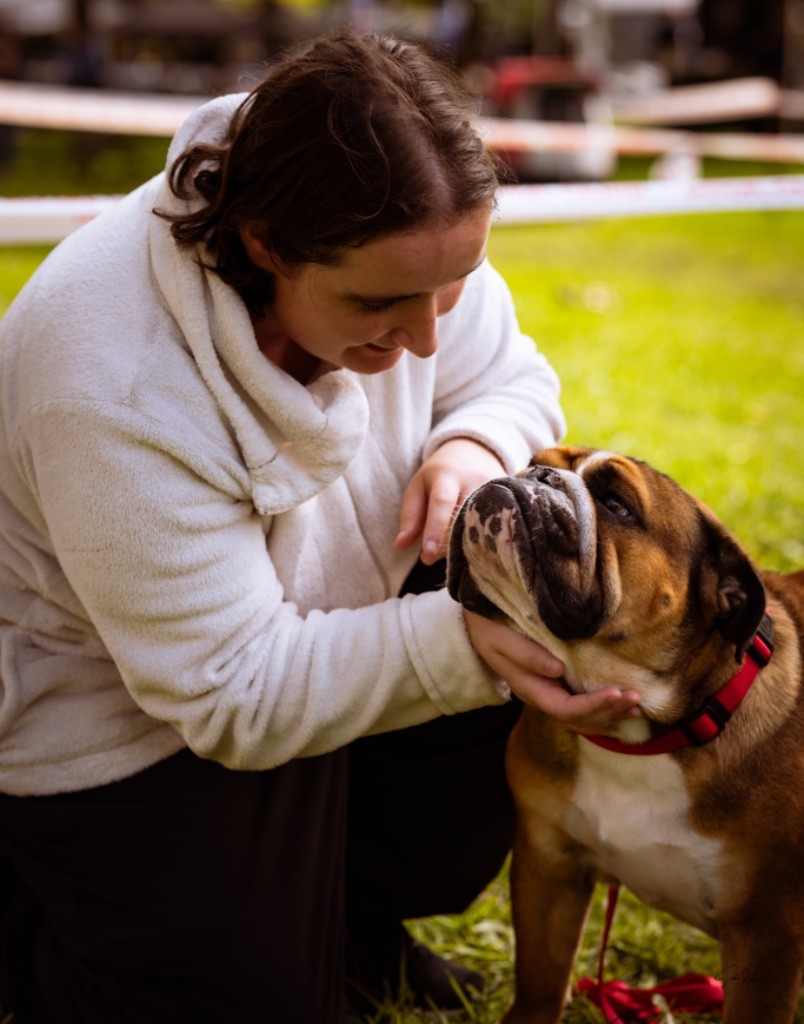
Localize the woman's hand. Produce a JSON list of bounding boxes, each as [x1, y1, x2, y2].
[[463, 610, 642, 734], [394, 438, 505, 566]]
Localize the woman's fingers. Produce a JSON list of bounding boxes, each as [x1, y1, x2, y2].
[[419, 477, 460, 563], [463, 609, 641, 733], [396, 439, 507, 563], [506, 675, 642, 734], [394, 468, 460, 561], [464, 610, 563, 677], [395, 475, 427, 550]]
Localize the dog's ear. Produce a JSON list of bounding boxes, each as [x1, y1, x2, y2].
[[701, 514, 766, 662]]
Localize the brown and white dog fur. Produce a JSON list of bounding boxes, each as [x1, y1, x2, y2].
[[447, 445, 804, 1024]]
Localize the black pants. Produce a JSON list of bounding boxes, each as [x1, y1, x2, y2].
[[0, 563, 519, 1023]]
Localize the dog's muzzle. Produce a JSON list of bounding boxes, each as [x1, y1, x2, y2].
[[447, 468, 606, 640]]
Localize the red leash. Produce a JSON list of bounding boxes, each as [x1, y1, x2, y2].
[[577, 885, 724, 1022]]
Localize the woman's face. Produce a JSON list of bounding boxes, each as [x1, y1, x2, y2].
[[243, 206, 492, 376]]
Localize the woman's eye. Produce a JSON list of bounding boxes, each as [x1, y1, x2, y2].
[[358, 299, 395, 315], [601, 493, 633, 519]]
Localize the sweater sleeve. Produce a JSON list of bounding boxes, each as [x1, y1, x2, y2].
[[423, 260, 566, 473], [21, 401, 503, 770]]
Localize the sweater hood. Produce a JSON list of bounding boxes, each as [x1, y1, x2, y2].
[[149, 94, 370, 516]]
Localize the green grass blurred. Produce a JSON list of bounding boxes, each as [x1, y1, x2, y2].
[[1, 168, 802, 1022], [0, 128, 169, 197], [489, 211, 804, 575]]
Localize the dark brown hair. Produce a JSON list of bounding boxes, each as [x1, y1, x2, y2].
[[159, 29, 499, 316]]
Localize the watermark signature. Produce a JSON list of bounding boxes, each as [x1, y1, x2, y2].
[[716, 963, 762, 988]]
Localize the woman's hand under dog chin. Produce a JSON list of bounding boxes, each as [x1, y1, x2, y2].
[[462, 610, 642, 733]]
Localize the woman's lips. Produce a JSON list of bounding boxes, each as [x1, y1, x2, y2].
[[365, 342, 400, 353]]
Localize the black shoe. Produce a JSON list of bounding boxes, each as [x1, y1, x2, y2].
[[404, 934, 485, 1007], [346, 920, 484, 1015]]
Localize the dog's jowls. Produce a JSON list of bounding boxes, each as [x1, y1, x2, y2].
[[448, 445, 804, 1024]]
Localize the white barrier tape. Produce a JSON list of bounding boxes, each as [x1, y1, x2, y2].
[[0, 81, 202, 137], [2, 177, 803, 245], [609, 76, 781, 126], [0, 195, 123, 244], [476, 118, 804, 164], [494, 175, 804, 224], [2, 81, 804, 164]]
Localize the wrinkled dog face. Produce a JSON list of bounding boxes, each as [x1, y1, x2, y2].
[[447, 445, 764, 721]]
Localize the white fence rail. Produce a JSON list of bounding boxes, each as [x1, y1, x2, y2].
[[2, 80, 804, 163]]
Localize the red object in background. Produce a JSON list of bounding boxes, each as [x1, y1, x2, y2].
[[491, 56, 598, 108]]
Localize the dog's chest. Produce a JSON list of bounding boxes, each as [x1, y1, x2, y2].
[[565, 748, 725, 935]]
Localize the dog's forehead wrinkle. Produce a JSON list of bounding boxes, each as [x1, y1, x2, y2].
[[576, 449, 618, 476], [572, 481, 598, 591], [523, 467, 599, 590], [579, 450, 660, 520]]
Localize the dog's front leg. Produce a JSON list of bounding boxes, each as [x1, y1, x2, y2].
[[501, 821, 594, 1024], [719, 922, 803, 1024]]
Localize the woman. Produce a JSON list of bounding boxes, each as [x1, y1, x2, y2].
[[0, 30, 640, 1023]]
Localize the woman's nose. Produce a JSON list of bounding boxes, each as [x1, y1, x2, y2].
[[388, 298, 439, 358]]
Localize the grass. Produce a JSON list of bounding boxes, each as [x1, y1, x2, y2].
[[0, 128, 169, 197], [1, 132, 803, 1022]]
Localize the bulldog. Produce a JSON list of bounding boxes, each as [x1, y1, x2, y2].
[[447, 445, 804, 1024]]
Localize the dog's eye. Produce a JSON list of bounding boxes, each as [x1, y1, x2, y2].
[[601, 493, 633, 519]]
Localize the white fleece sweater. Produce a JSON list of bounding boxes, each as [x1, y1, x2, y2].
[[0, 95, 565, 796]]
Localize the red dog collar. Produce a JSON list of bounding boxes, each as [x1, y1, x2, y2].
[[581, 613, 774, 756]]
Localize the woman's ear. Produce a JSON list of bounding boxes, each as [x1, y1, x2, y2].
[[239, 226, 280, 273]]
